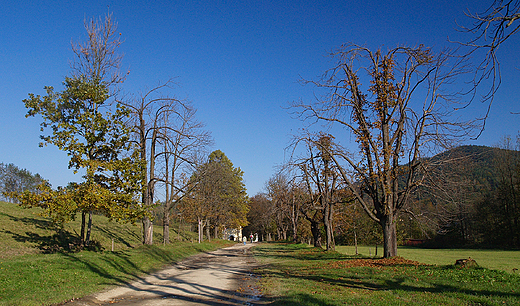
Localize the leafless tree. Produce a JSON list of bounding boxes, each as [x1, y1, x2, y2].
[[71, 12, 127, 89], [160, 99, 212, 244], [293, 133, 347, 251], [265, 173, 295, 241], [121, 80, 211, 245], [294, 44, 476, 257]]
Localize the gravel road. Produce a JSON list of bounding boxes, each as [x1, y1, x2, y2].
[[63, 243, 262, 306]]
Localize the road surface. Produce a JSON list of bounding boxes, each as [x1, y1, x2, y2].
[[64, 243, 262, 305]]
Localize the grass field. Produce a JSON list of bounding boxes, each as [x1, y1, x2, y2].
[[0, 201, 233, 306], [253, 243, 520, 305], [336, 245, 520, 274]]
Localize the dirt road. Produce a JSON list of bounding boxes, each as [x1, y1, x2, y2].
[[65, 243, 262, 306]]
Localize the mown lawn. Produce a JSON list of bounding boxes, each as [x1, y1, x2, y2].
[[253, 243, 520, 305]]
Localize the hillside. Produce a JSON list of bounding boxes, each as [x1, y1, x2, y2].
[[407, 145, 520, 247], [428, 145, 504, 189], [0, 201, 197, 259]]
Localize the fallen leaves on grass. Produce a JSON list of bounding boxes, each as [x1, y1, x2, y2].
[[329, 257, 426, 269]]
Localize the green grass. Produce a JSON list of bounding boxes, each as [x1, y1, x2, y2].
[[253, 243, 520, 305], [0, 201, 234, 305], [0, 201, 198, 258], [337, 245, 520, 274]]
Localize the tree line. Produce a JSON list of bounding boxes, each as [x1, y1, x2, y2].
[[245, 141, 520, 252], [0, 163, 45, 203]]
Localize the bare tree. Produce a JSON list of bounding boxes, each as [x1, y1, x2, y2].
[[265, 173, 292, 241], [246, 193, 277, 242], [160, 99, 212, 244], [294, 134, 347, 251], [71, 13, 126, 89], [120, 80, 211, 244], [294, 44, 475, 257]]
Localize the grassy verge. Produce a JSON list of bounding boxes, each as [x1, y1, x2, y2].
[[253, 243, 520, 305], [336, 246, 520, 274]]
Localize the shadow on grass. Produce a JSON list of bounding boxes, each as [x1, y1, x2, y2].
[[93, 223, 138, 248], [260, 293, 339, 306], [254, 243, 352, 261], [4, 213, 55, 230], [255, 243, 520, 304], [2, 212, 108, 253], [3, 229, 87, 253], [56, 250, 145, 287]]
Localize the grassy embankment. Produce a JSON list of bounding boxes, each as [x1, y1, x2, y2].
[[0, 201, 234, 306], [253, 243, 520, 305]]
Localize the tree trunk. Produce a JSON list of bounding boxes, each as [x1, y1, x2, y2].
[[85, 211, 93, 246], [292, 217, 298, 242], [163, 204, 170, 244], [143, 216, 153, 245], [205, 220, 211, 242], [198, 218, 202, 243], [323, 204, 335, 251], [381, 215, 397, 258], [80, 211, 86, 245], [354, 230, 358, 255], [310, 219, 322, 247], [214, 225, 219, 239]]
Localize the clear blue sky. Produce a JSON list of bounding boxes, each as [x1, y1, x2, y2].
[[1, 0, 518, 196]]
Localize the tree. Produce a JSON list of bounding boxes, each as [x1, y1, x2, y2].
[[475, 135, 520, 247], [295, 45, 474, 257], [17, 13, 144, 246], [160, 98, 212, 244], [460, 0, 520, 120], [296, 134, 347, 251], [265, 173, 292, 241], [265, 171, 307, 243], [179, 150, 248, 242], [245, 193, 277, 242], [121, 80, 211, 244]]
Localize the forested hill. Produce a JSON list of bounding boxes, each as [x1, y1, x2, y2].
[[428, 145, 505, 190], [416, 144, 520, 248]]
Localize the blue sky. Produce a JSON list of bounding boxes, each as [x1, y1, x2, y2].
[[1, 0, 519, 196]]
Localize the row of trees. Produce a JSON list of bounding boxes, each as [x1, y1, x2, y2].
[[0, 163, 45, 203], [247, 0, 520, 257], [7, 1, 519, 253], [434, 139, 520, 248], [477, 137, 520, 247], [247, 141, 520, 253]]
